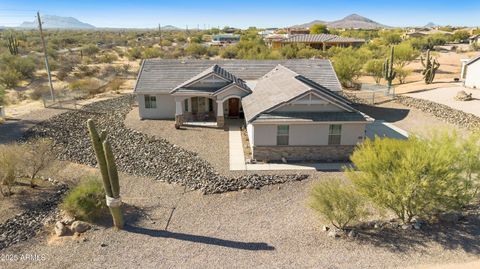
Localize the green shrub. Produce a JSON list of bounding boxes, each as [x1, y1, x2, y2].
[[348, 132, 480, 223], [363, 59, 384, 84], [98, 53, 118, 63], [61, 178, 107, 221], [185, 43, 207, 58], [0, 85, 5, 105], [0, 68, 21, 88], [309, 179, 367, 229], [332, 48, 363, 87], [395, 67, 411, 84]]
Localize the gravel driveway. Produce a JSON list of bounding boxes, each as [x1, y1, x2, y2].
[[1, 165, 479, 269], [407, 87, 480, 117]]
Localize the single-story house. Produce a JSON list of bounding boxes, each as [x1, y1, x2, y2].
[[274, 34, 365, 51], [461, 55, 480, 88], [470, 34, 480, 46], [134, 59, 372, 161]]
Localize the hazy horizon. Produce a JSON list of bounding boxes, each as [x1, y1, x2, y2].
[[1, 0, 479, 29]]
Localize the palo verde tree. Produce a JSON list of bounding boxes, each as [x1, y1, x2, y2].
[[347, 132, 480, 223]]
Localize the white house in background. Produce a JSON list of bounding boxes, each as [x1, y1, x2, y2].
[[461, 55, 480, 88], [133, 59, 372, 162]]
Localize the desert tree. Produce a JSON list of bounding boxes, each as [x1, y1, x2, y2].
[[22, 138, 56, 187]]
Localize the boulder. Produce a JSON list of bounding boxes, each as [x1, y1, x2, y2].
[[54, 221, 68, 236], [71, 221, 91, 234], [455, 90, 473, 101], [327, 229, 340, 238]]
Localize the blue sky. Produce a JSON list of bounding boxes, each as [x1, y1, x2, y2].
[[0, 0, 479, 28]]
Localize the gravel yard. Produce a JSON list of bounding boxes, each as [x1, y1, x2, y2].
[[1, 165, 479, 269], [124, 109, 231, 175]]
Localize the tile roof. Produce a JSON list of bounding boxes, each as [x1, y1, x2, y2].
[[241, 65, 355, 123], [281, 34, 365, 43], [134, 59, 342, 94], [171, 64, 250, 94]]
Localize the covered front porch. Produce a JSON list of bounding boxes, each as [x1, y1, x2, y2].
[[174, 95, 243, 128]]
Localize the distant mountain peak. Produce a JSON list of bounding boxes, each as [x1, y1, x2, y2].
[[292, 13, 389, 29], [18, 15, 95, 29]]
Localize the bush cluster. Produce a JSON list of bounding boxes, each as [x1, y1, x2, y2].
[[61, 177, 107, 221]]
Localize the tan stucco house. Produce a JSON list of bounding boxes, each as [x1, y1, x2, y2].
[[134, 59, 371, 161]]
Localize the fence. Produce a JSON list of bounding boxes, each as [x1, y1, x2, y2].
[[42, 91, 87, 109], [344, 84, 395, 105]]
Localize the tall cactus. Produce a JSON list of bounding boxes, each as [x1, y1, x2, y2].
[[7, 33, 19, 55], [87, 119, 124, 229], [421, 49, 440, 84], [383, 46, 396, 90]]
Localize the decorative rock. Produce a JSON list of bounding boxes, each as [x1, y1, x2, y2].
[[348, 229, 357, 238], [61, 215, 75, 226], [71, 221, 91, 234], [401, 224, 412, 230], [281, 157, 287, 164], [100, 242, 108, 247], [54, 221, 68, 236], [455, 90, 473, 101], [321, 225, 330, 232], [327, 229, 340, 238], [413, 222, 422, 230]]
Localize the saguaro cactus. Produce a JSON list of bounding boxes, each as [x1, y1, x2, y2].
[[7, 33, 19, 55], [421, 49, 440, 84], [87, 119, 124, 229], [383, 46, 396, 90]]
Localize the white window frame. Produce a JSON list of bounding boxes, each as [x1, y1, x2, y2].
[[277, 125, 289, 146], [144, 95, 156, 109], [328, 124, 342, 145]]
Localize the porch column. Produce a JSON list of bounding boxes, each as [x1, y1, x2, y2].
[[175, 97, 184, 129], [216, 100, 224, 128]]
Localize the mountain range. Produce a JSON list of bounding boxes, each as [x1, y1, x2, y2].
[[18, 15, 95, 29], [292, 14, 390, 29]]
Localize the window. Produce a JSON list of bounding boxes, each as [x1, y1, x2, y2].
[[184, 99, 189, 112], [144, 95, 156, 109], [328, 124, 342, 145], [277, 125, 289, 146], [208, 99, 214, 112]]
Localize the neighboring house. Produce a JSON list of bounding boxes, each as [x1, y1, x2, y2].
[[264, 34, 289, 49], [271, 34, 365, 51], [210, 34, 240, 46], [470, 34, 480, 46], [461, 55, 480, 88], [403, 28, 453, 39], [134, 59, 371, 161]]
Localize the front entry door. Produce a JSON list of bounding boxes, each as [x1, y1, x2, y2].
[[228, 98, 239, 118]]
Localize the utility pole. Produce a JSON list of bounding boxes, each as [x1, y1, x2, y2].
[[158, 23, 162, 48], [37, 11, 55, 102]]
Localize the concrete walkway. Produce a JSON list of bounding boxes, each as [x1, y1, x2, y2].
[[228, 122, 247, 170], [246, 162, 349, 171]]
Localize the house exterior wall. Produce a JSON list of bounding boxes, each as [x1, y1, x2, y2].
[[137, 94, 176, 119], [253, 145, 355, 162], [465, 61, 480, 88], [250, 122, 367, 161]]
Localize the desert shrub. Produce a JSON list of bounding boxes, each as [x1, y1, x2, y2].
[[160, 39, 172, 47], [297, 47, 320, 59], [348, 132, 480, 223], [220, 46, 238, 59], [29, 86, 49, 100], [61, 178, 107, 221], [108, 78, 125, 92], [185, 43, 207, 58], [128, 47, 143, 60], [98, 53, 118, 64], [69, 79, 102, 96], [21, 138, 56, 187], [0, 54, 36, 79], [122, 64, 131, 74], [76, 65, 100, 78], [395, 67, 411, 84], [0, 144, 22, 196], [0, 68, 21, 88], [309, 179, 367, 229], [142, 47, 162, 59], [363, 59, 384, 84], [206, 46, 219, 57], [82, 44, 100, 56], [0, 85, 6, 105]]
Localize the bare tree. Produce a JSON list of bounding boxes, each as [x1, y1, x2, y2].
[[22, 138, 56, 188], [0, 144, 21, 196]]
